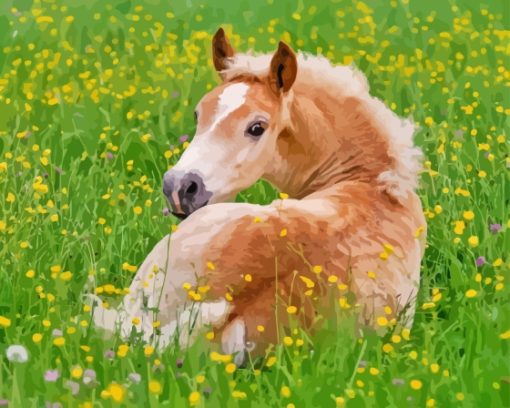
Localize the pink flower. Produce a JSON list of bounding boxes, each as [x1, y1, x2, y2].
[[44, 370, 60, 382]]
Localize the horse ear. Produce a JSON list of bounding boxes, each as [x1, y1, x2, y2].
[[212, 28, 235, 76], [269, 41, 297, 94]]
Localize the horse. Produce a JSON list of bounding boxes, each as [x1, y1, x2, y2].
[[91, 28, 426, 365]]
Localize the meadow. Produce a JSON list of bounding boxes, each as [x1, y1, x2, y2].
[[0, 0, 509, 406]]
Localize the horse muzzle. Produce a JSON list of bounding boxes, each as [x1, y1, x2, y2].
[[163, 171, 212, 219]]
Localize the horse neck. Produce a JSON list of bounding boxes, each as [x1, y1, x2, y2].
[[266, 91, 393, 199]]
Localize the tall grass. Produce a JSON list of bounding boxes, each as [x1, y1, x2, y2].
[[0, 0, 508, 406]]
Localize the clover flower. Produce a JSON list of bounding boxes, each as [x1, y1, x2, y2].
[[44, 369, 60, 382], [475, 256, 486, 267]]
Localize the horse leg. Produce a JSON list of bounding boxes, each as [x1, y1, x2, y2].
[[91, 202, 277, 348]]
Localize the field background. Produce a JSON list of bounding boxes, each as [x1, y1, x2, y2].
[[0, 0, 509, 406]]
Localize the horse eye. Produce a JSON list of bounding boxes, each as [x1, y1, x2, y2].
[[246, 122, 266, 138]]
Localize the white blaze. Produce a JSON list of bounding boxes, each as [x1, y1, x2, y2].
[[171, 83, 250, 195], [210, 82, 249, 131]]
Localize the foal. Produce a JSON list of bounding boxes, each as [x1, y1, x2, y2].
[[92, 29, 426, 363]]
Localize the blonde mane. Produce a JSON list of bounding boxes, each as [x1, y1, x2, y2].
[[222, 52, 423, 202]]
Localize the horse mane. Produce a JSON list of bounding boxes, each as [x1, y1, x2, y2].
[[222, 52, 422, 202]]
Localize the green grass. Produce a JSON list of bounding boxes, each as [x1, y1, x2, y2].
[[0, 0, 509, 406]]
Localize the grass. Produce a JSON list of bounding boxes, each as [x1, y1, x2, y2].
[[0, 0, 509, 406]]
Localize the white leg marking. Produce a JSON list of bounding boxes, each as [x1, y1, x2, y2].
[[222, 317, 247, 366], [156, 300, 232, 350]]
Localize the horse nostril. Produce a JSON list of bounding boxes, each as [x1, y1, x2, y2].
[[185, 181, 198, 196]]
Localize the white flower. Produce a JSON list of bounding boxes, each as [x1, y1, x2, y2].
[[6, 345, 29, 363]]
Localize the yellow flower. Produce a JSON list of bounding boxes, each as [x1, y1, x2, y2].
[[383, 243, 394, 254], [279, 192, 289, 199], [133, 206, 142, 215], [189, 391, 201, 405], [225, 363, 236, 374], [335, 396, 346, 407], [463, 210, 474, 220], [402, 328, 411, 340], [266, 356, 277, 367], [426, 398, 436, 407], [32, 333, 43, 343], [382, 343, 393, 353], [454, 220, 465, 235], [345, 389, 356, 398], [338, 297, 351, 309], [468, 235, 479, 247], [465, 289, 477, 298], [283, 336, 293, 346], [299, 276, 315, 288], [148, 380, 162, 394], [422, 302, 436, 310], [106, 383, 126, 403], [244, 274, 252, 282], [287, 306, 297, 314], [232, 390, 247, 399], [196, 375, 205, 384], [210, 351, 232, 363], [414, 225, 425, 237], [122, 262, 137, 273], [369, 367, 380, 375], [312, 265, 323, 274], [498, 330, 510, 340], [281, 386, 291, 398], [410, 379, 423, 390], [117, 344, 129, 357], [144, 345, 154, 357], [492, 258, 503, 267], [53, 337, 65, 346], [59, 271, 72, 281], [376, 316, 388, 327], [256, 325, 265, 332], [0, 316, 11, 328], [71, 366, 83, 378], [280, 228, 288, 237]]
